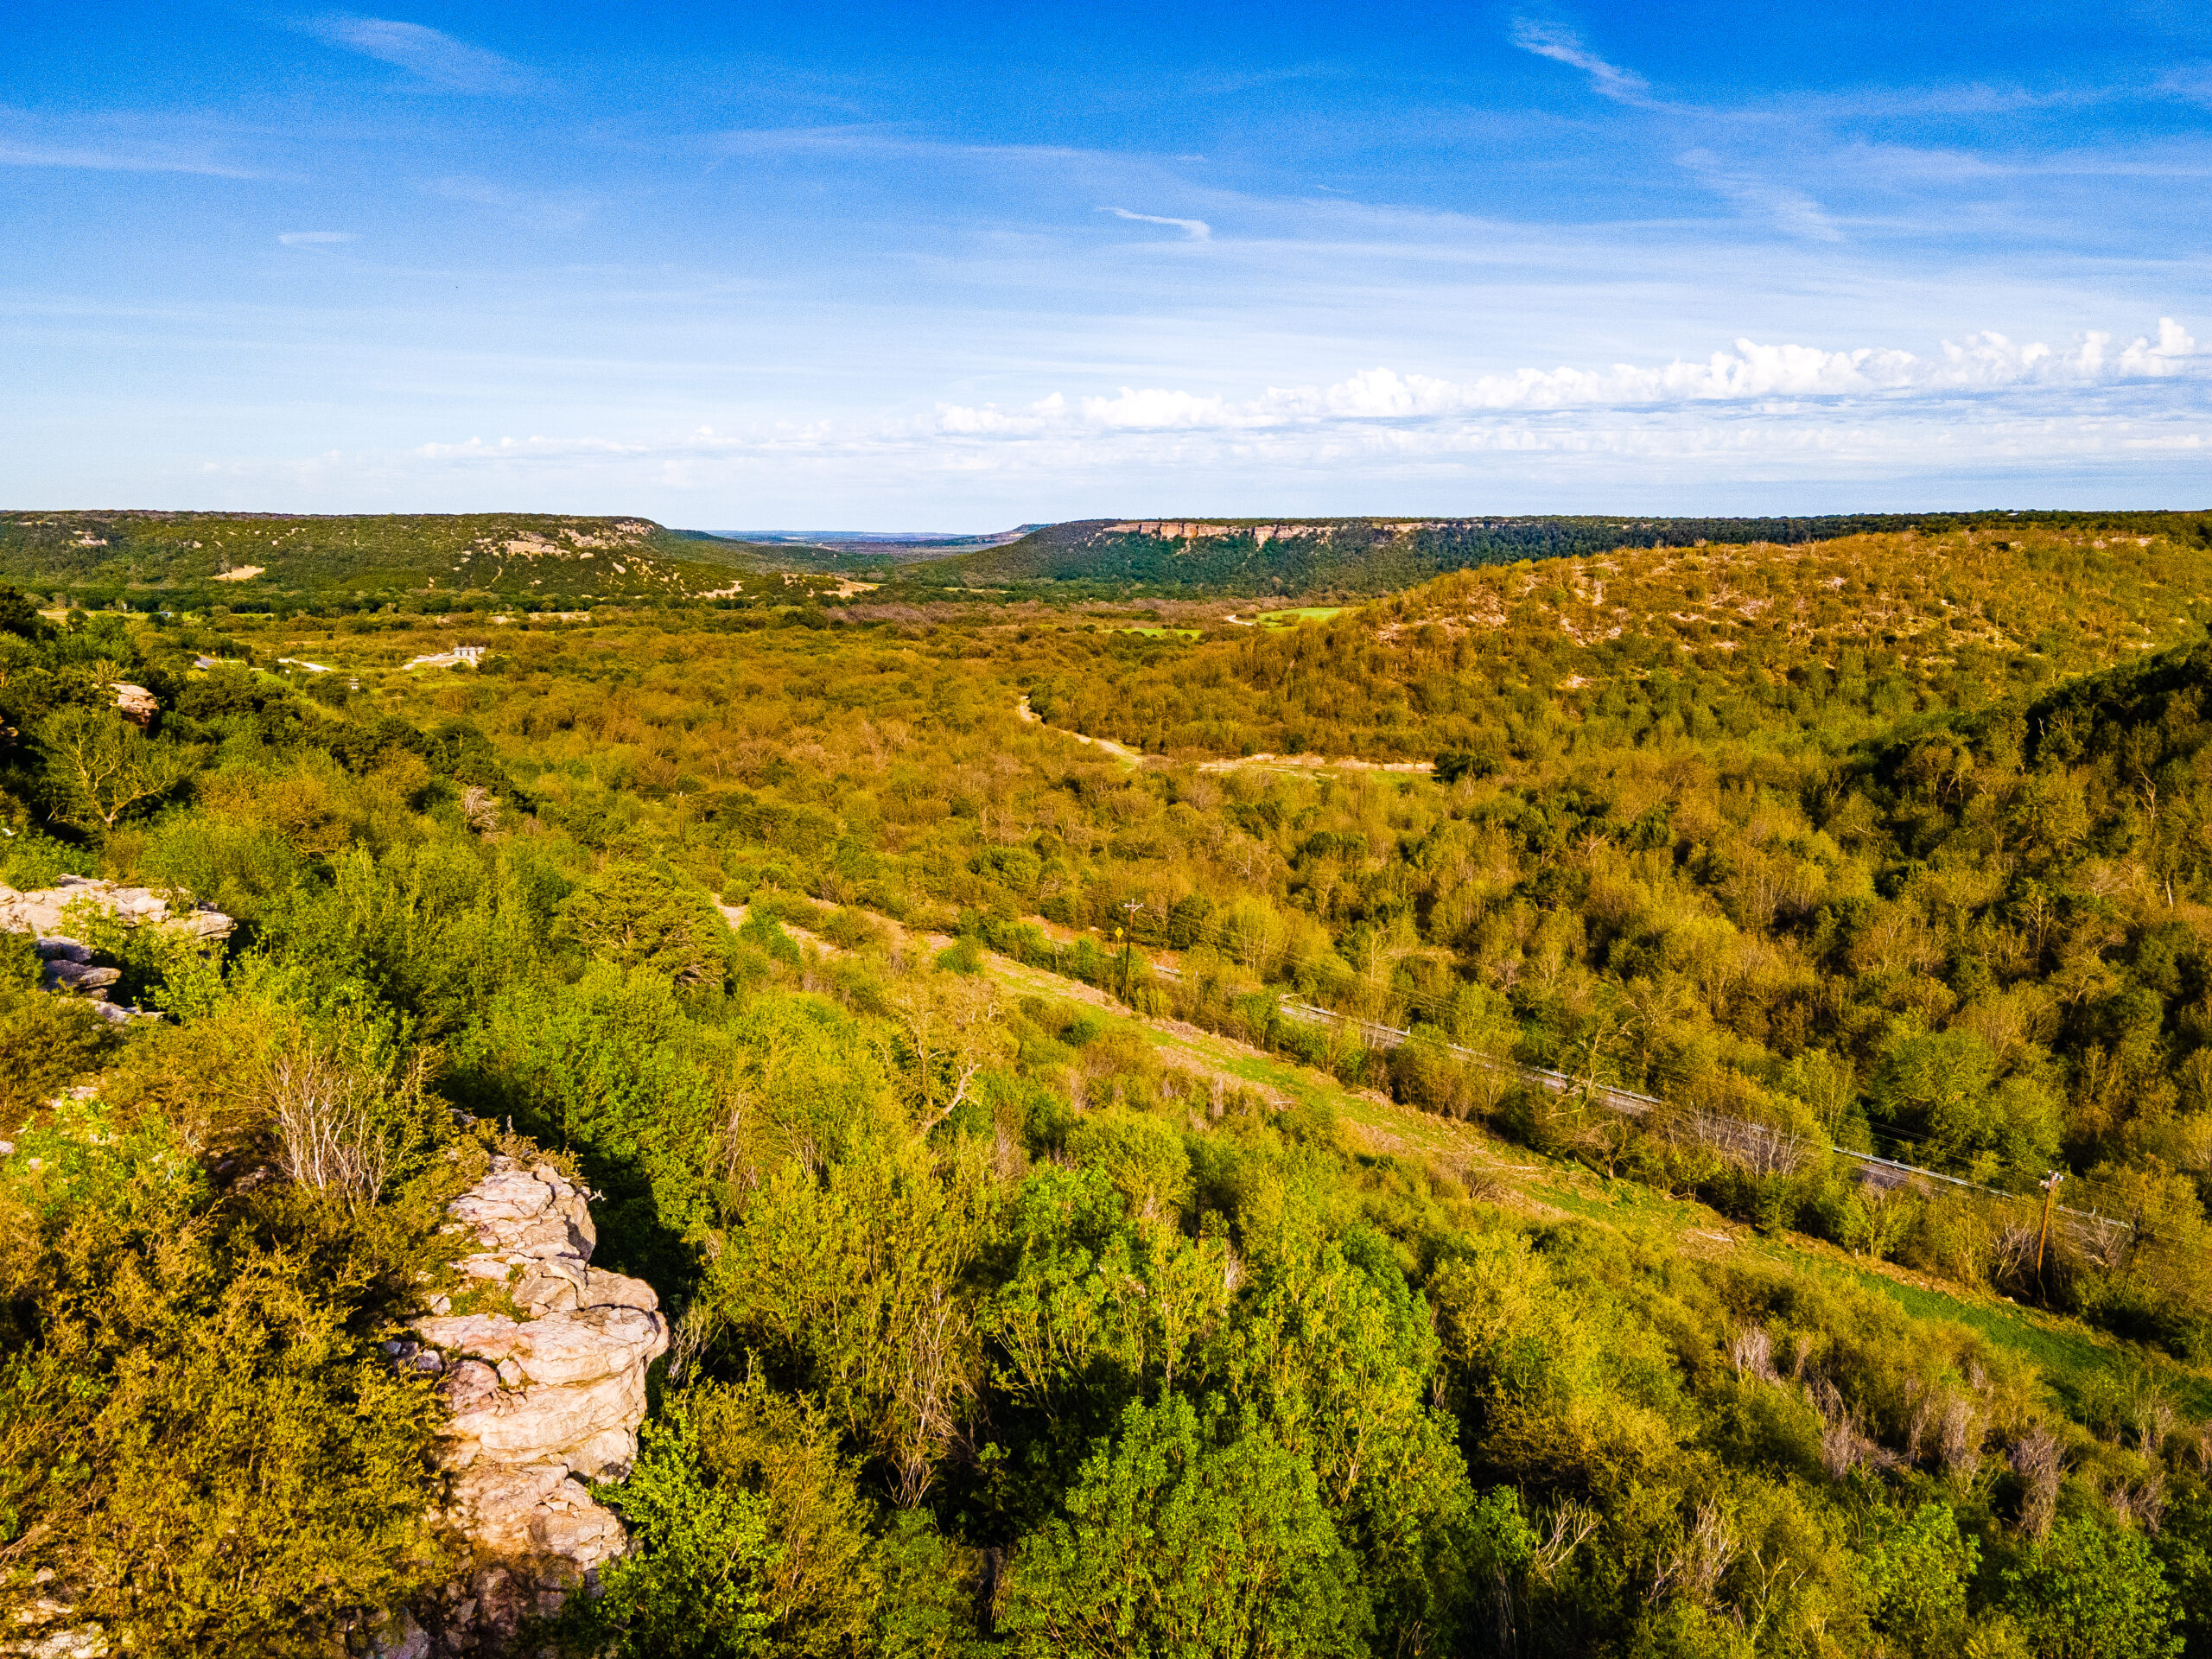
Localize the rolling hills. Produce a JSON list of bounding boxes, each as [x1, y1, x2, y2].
[[889, 509, 2212, 598], [8, 514, 2212, 1655], [1027, 522, 2211, 758], [10, 506, 2208, 613], [0, 512, 839, 607]]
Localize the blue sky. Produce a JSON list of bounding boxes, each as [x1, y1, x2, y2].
[[5, 3, 2209, 527]]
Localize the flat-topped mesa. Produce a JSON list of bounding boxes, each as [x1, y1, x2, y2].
[[380, 1155, 669, 1655], [0, 876, 235, 1024], [1099, 520, 1442, 544]]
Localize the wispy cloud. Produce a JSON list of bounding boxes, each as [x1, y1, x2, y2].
[[0, 137, 256, 176], [1677, 149, 1842, 241], [278, 230, 355, 246], [2158, 63, 2212, 106], [1509, 18, 1654, 106], [423, 175, 590, 232], [297, 16, 535, 93], [1102, 206, 1211, 240]]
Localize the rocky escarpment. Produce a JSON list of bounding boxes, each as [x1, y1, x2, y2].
[[0, 875, 234, 1023], [378, 1157, 669, 1656]]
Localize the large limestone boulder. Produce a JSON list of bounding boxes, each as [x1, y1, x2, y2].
[[0, 874, 235, 944], [109, 683, 158, 725], [391, 1156, 670, 1652], [0, 876, 234, 1025]]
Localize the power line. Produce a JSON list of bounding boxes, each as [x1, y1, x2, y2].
[[1009, 908, 2130, 1222]]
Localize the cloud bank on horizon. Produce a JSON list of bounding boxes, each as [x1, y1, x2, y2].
[[3, 2, 2209, 522]]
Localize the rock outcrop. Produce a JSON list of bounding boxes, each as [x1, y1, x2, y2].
[[383, 1156, 669, 1653], [109, 683, 157, 725], [0, 875, 234, 1024]]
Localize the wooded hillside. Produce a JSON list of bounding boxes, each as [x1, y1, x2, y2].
[[2, 528, 2209, 1656]]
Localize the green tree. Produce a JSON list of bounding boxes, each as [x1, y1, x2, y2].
[[557, 862, 728, 987], [998, 1394, 1371, 1658], [0, 1111, 454, 1656], [2001, 1516, 2182, 1659], [560, 1400, 775, 1659], [1872, 1027, 2056, 1179], [1860, 1502, 1978, 1657], [0, 584, 49, 641], [38, 708, 195, 834]]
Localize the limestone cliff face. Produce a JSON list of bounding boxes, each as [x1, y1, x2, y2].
[[380, 1156, 670, 1655]]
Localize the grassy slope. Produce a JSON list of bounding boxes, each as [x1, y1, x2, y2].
[[736, 886, 2212, 1424], [1012, 936, 2212, 1420], [0, 512, 843, 603]]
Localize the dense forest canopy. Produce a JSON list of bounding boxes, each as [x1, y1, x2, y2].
[[3, 521, 2210, 1657], [1028, 523, 2208, 756]]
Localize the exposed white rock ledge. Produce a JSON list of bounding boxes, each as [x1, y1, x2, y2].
[[378, 1155, 670, 1655], [0, 876, 235, 1024]]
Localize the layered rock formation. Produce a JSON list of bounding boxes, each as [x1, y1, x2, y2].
[[380, 1156, 669, 1654], [0, 875, 234, 1024]]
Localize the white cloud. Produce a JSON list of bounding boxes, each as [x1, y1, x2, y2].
[[410, 435, 648, 461], [1081, 387, 1236, 427], [1509, 18, 1654, 106], [927, 321, 2202, 435], [277, 230, 356, 246], [298, 16, 533, 93], [215, 320, 2209, 512], [1102, 206, 1211, 240]]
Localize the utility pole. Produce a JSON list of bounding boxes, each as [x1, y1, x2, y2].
[[2036, 1170, 2065, 1282], [1118, 899, 1145, 1005]]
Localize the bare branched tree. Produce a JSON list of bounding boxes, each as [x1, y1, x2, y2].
[[1649, 1499, 1738, 1605], [1533, 1499, 1599, 1584], [2010, 1427, 2065, 1539], [1728, 1325, 1778, 1384], [891, 972, 1009, 1135], [891, 1286, 974, 1508], [2134, 1393, 2177, 1459], [40, 707, 196, 834], [1937, 1394, 1982, 1483], [666, 1301, 721, 1387], [459, 784, 502, 833], [1820, 1416, 1877, 1480], [263, 1043, 425, 1208]]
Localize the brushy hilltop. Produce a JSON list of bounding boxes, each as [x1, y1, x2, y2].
[[1032, 521, 2211, 756], [891, 509, 2212, 599], [0, 511, 839, 607]]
